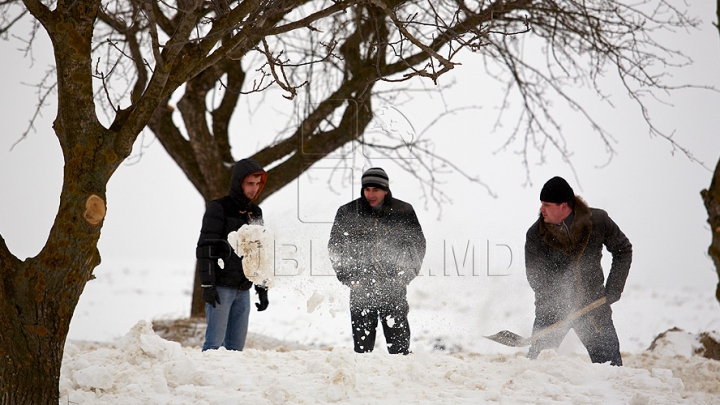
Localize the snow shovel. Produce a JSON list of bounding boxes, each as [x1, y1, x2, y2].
[[484, 296, 608, 347]]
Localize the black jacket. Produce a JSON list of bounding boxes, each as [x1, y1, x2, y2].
[[525, 196, 632, 318], [196, 159, 266, 290], [328, 190, 426, 287]]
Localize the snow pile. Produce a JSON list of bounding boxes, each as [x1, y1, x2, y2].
[[627, 329, 720, 398], [59, 321, 720, 404], [647, 328, 704, 359], [60, 321, 195, 403]]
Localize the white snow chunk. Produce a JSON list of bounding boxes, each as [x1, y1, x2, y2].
[[73, 364, 114, 390], [307, 292, 325, 313], [228, 224, 274, 287]]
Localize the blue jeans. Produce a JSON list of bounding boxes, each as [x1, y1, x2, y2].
[[203, 286, 251, 351]]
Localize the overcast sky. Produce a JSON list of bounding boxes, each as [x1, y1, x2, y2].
[[1, 2, 719, 300]]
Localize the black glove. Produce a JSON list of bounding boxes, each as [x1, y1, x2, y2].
[[202, 285, 221, 308], [255, 285, 269, 311]]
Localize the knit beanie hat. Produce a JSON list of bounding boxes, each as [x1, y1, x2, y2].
[[540, 176, 574, 204], [361, 167, 389, 191]]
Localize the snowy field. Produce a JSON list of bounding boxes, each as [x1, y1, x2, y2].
[[0, 2, 717, 402], [61, 255, 720, 404]]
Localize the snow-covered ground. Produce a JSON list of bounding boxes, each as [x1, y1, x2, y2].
[[62, 256, 720, 404], [0, 2, 716, 402]]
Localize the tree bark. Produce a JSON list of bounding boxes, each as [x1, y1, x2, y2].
[[701, 159, 720, 304]]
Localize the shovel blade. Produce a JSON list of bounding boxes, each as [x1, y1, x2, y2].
[[484, 330, 531, 347]]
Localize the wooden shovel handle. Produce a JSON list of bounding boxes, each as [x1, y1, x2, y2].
[[531, 297, 608, 343]]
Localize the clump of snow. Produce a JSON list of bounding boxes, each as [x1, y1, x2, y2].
[[228, 224, 275, 287], [647, 328, 703, 359], [117, 320, 186, 362], [60, 321, 196, 404], [307, 292, 325, 313]]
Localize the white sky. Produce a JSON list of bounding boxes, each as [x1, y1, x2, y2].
[[1, 1, 720, 309]]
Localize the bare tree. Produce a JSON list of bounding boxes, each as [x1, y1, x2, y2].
[[0, 0, 699, 402], [113, 0, 699, 316]]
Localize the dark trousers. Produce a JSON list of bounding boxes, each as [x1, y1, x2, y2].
[[349, 283, 410, 354], [527, 304, 623, 366]]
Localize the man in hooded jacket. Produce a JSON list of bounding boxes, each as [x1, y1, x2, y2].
[[328, 167, 426, 355], [196, 158, 269, 351], [525, 176, 632, 365]]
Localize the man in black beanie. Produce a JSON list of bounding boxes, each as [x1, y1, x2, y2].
[[524, 176, 632, 365], [328, 167, 426, 354]]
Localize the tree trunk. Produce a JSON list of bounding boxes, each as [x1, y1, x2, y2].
[[0, 244, 100, 404], [190, 262, 205, 319], [0, 133, 111, 403], [0, 0, 131, 401], [701, 158, 720, 304]]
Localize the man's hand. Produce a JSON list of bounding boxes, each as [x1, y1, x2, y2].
[[255, 285, 269, 311], [202, 285, 221, 308]]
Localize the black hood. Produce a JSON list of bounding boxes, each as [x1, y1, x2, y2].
[[229, 158, 266, 205]]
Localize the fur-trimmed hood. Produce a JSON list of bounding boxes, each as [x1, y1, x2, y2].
[[538, 196, 592, 260]]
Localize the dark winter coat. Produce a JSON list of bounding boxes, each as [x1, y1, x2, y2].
[[525, 196, 632, 319], [328, 190, 426, 287], [196, 159, 266, 290]]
